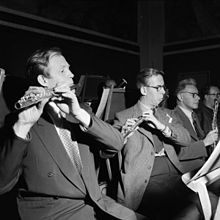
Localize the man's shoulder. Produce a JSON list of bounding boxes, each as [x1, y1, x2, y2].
[[116, 104, 136, 117], [157, 106, 174, 115]]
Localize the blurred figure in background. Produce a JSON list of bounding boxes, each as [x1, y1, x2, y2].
[[173, 78, 218, 173], [196, 85, 220, 154], [112, 68, 217, 220]]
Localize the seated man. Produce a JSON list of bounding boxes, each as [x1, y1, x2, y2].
[[0, 47, 145, 220], [112, 68, 218, 220], [173, 78, 218, 172], [196, 84, 220, 155]]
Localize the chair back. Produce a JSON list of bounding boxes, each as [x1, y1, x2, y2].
[[103, 87, 126, 122]]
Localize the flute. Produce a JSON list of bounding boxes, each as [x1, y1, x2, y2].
[[14, 84, 77, 110], [123, 116, 145, 139]]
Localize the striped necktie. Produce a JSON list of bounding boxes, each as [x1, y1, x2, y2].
[[57, 118, 83, 173], [192, 111, 203, 139]]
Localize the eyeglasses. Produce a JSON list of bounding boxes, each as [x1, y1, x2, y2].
[[146, 85, 166, 92], [181, 91, 200, 98], [207, 93, 220, 97]]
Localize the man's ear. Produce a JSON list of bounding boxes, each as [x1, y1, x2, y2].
[[177, 93, 182, 102], [37, 74, 48, 86], [140, 86, 147, 95]]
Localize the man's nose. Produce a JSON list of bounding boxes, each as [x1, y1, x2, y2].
[[161, 87, 166, 94], [67, 70, 74, 78]]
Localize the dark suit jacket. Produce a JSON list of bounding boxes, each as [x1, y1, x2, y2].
[[112, 102, 191, 210], [196, 103, 220, 137], [0, 112, 145, 220], [173, 106, 207, 172]]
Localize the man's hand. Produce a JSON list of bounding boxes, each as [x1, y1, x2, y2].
[[142, 110, 166, 131], [52, 83, 81, 115], [13, 87, 49, 139], [52, 83, 91, 127], [121, 117, 140, 144], [203, 129, 219, 147]]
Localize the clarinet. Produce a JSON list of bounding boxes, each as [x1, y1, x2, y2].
[[211, 99, 219, 151], [14, 84, 77, 110]]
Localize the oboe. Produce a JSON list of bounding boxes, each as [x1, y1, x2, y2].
[[14, 84, 77, 110]]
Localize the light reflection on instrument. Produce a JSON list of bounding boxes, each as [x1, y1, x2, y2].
[[123, 115, 145, 139], [211, 98, 219, 151], [14, 84, 77, 110], [122, 89, 168, 139]]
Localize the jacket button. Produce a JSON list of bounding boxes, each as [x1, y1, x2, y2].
[[147, 165, 151, 170], [47, 172, 54, 177]]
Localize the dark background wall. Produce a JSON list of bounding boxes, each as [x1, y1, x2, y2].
[[0, 24, 139, 86], [164, 38, 220, 108]]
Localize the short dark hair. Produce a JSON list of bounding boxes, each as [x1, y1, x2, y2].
[[25, 47, 62, 86], [136, 67, 164, 89], [175, 78, 197, 97], [200, 84, 219, 99]]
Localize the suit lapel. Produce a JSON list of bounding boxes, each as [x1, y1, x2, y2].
[[132, 103, 155, 145], [78, 145, 103, 199], [175, 107, 199, 140], [33, 116, 86, 194]]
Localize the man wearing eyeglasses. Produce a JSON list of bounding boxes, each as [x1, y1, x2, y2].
[[112, 68, 212, 219], [196, 85, 220, 147], [173, 78, 218, 172]]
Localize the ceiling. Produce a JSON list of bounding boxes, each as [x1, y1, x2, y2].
[[1, 0, 220, 43]]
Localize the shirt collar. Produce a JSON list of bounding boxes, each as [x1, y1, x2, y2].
[[139, 100, 155, 112], [48, 102, 66, 119], [178, 105, 193, 120]]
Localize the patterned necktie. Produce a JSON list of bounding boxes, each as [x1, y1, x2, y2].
[[57, 118, 83, 173], [192, 111, 203, 139]]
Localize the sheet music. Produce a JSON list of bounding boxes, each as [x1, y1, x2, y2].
[[181, 140, 220, 220], [188, 140, 220, 182]]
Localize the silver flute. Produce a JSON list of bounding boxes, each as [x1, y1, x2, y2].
[[123, 116, 145, 139], [14, 84, 77, 110], [122, 93, 168, 139]]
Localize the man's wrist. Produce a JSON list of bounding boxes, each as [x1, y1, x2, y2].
[[13, 122, 32, 140], [161, 125, 172, 137], [72, 108, 91, 128]]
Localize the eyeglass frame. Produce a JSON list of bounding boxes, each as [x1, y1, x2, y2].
[[180, 91, 200, 98], [206, 93, 220, 97], [146, 85, 166, 92]]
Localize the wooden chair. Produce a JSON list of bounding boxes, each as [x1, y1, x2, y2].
[[95, 86, 112, 119], [0, 68, 8, 127], [78, 74, 107, 103], [103, 87, 126, 123], [94, 86, 126, 196]]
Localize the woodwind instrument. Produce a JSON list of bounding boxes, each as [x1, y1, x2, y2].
[[14, 84, 77, 110], [211, 98, 219, 150], [0, 68, 5, 95], [122, 116, 145, 139]]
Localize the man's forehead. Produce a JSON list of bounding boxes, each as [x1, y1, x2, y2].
[[210, 86, 220, 93], [185, 85, 198, 92], [148, 74, 164, 83]]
